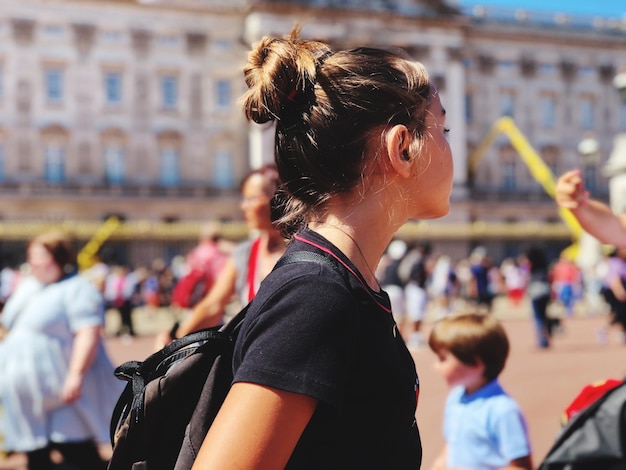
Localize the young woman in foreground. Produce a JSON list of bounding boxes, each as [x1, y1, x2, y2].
[[192, 29, 453, 469]]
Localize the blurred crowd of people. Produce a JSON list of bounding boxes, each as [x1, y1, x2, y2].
[[2, 235, 625, 349], [377, 239, 626, 349]]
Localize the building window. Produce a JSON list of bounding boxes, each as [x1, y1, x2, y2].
[[101, 30, 123, 43], [579, 66, 595, 78], [161, 75, 178, 109], [502, 161, 516, 191], [539, 63, 555, 74], [104, 71, 122, 105], [43, 25, 64, 37], [500, 92, 515, 118], [465, 93, 473, 124], [45, 68, 64, 103], [160, 149, 179, 186], [157, 34, 179, 46], [541, 96, 555, 128], [45, 145, 65, 183], [213, 39, 233, 51], [581, 98, 595, 130], [213, 150, 234, 189], [104, 147, 124, 184], [497, 61, 516, 72], [216, 79, 231, 110]]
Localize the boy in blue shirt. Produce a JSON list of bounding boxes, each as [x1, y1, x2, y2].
[[428, 312, 533, 470]]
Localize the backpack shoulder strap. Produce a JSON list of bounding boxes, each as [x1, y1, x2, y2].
[[276, 250, 336, 270], [219, 250, 335, 336]]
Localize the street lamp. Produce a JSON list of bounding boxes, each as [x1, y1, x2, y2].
[[577, 135, 600, 161], [576, 134, 602, 271], [577, 134, 600, 194], [613, 70, 626, 103]]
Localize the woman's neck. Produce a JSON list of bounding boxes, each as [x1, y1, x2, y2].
[[309, 218, 388, 291]]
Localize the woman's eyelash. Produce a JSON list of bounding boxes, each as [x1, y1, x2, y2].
[[444, 128, 450, 134]]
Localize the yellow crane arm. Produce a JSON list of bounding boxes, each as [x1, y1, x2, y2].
[[468, 116, 583, 242], [77, 216, 122, 271]]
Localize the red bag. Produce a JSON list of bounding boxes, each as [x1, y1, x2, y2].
[[561, 378, 623, 424], [170, 269, 212, 309]]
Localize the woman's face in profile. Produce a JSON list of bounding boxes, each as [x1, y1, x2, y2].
[[27, 243, 62, 285], [240, 173, 274, 232], [409, 88, 453, 220]]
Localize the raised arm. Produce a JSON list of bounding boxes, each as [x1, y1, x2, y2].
[[556, 169, 626, 247]]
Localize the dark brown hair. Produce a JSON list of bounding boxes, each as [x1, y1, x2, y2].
[[30, 230, 77, 272], [242, 28, 431, 235], [428, 312, 510, 382]]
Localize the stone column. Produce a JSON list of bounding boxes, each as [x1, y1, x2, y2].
[[10, 18, 36, 175], [602, 71, 626, 216], [603, 135, 626, 214], [130, 28, 153, 179], [446, 46, 467, 196]]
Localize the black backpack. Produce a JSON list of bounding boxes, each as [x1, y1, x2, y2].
[[107, 251, 332, 470], [538, 380, 626, 470]]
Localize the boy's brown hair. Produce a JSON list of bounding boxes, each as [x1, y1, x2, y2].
[[428, 312, 509, 382]]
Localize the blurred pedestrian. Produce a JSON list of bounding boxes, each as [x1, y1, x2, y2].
[[103, 265, 137, 338], [170, 221, 229, 310], [469, 246, 495, 313], [597, 247, 626, 344], [155, 164, 287, 348], [380, 239, 408, 332], [551, 252, 582, 318], [0, 230, 124, 470], [428, 253, 456, 318], [400, 242, 432, 348], [429, 312, 533, 470], [500, 257, 527, 307], [526, 246, 553, 349]]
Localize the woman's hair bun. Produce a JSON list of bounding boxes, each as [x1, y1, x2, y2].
[[242, 27, 332, 124]]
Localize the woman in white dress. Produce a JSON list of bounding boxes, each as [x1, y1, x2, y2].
[[0, 230, 123, 470]]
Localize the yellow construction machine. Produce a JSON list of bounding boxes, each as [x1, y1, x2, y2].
[[468, 116, 583, 259]]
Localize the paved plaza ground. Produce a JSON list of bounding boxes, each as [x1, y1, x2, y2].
[[1, 296, 625, 469]]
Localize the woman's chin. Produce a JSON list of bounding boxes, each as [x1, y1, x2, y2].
[[411, 205, 450, 221]]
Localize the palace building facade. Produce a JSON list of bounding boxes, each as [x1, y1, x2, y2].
[[0, 0, 625, 265]]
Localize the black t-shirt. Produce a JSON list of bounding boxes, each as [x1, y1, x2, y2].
[[233, 229, 422, 469]]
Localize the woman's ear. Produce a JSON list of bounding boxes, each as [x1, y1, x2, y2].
[[386, 125, 413, 178]]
